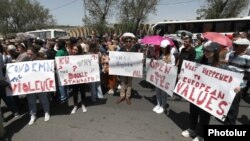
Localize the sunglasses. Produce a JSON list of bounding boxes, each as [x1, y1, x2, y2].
[[125, 40, 132, 43]]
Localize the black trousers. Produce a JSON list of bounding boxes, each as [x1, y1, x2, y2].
[[71, 84, 86, 106], [223, 92, 241, 125], [189, 103, 211, 137]]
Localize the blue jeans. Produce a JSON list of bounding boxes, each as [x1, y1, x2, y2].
[[58, 86, 68, 102], [90, 82, 103, 102], [155, 88, 167, 108], [26, 93, 50, 115]]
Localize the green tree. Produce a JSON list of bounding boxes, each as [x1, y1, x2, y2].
[[82, 0, 117, 34], [197, 0, 249, 19], [118, 0, 159, 34], [0, 0, 55, 35]]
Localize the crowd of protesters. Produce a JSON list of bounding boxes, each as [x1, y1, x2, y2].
[[0, 30, 250, 141]]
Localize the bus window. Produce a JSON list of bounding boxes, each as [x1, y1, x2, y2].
[[45, 31, 51, 39], [234, 21, 247, 31], [215, 22, 225, 32], [54, 31, 67, 38], [203, 22, 213, 32]]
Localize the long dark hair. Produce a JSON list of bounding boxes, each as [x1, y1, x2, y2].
[[200, 49, 220, 67]]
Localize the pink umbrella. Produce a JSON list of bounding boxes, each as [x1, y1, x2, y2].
[[203, 32, 232, 47], [141, 35, 174, 46], [141, 35, 164, 45]]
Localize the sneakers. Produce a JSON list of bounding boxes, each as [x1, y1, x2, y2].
[[44, 113, 50, 122], [193, 136, 204, 141], [14, 112, 20, 118], [28, 115, 36, 125], [155, 107, 164, 114], [153, 106, 165, 114], [82, 105, 87, 113], [117, 85, 121, 89], [71, 106, 78, 114], [108, 89, 114, 95], [181, 129, 196, 138], [153, 105, 160, 112]]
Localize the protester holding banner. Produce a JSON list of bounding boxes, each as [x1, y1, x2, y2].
[[181, 42, 221, 141], [55, 39, 69, 103], [89, 40, 104, 103], [223, 38, 250, 125], [116, 33, 138, 105], [70, 45, 87, 114], [26, 45, 50, 125], [175, 35, 196, 100], [152, 40, 175, 114]]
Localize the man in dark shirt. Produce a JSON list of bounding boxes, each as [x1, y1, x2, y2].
[[176, 36, 196, 73]]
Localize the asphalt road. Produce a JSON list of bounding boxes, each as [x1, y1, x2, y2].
[[2, 77, 250, 141]]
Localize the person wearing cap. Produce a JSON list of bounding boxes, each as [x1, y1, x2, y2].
[[181, 42, 221, 141], [152, 40, 175, 114], [223, 38, 250, 125]]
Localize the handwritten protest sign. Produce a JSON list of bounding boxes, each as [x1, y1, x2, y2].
[[109, 51, 143, 78], [6, 60, 55, 96], [174, 60, 244, 121], [146, 59, 178, 96], [55, 55, 100, 86]]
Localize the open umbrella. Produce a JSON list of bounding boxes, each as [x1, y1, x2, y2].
[[141, 35, 164, 45], [164, 35, 184, 44], [176, 30, 193, 37], [202, 32, 232, 47]]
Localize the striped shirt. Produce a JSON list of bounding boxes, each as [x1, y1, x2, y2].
[[225, 52, 250, 81]]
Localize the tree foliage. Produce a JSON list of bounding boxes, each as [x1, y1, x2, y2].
[[82, 0, 158, 35], [0, 0, 55, 35], [82, 0, 117, 34], [197, 0, 249, 19], [118, 0, 159, 34]]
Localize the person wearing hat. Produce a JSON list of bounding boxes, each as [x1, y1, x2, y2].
[[16, 43, 29, 62], [116, 33, 139, 105], [223, 38, 250, 125], [152, 40, 175, 114], [181, 42, 221, 141]]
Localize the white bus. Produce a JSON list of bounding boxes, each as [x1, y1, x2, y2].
[[152, 16, 250, 36], [26, 29, 68, 39]]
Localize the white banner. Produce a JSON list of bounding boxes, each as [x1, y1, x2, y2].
[[174, 60, 244, 121], [55, 55, 100, 86], [6, 60, 56, 96], [109, 51, 143, 78], [146, 58, 178, 96]]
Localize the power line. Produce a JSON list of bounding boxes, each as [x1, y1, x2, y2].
[[158, 0, 198, 6], [50, 0, 80, 11]]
